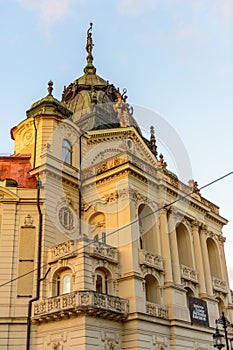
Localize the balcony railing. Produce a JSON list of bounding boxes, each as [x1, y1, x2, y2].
[[180, 264, 198, 283], [212, 277, 227, 293], [139, 250, 164, 271], [32, 290, 129, 322], [145, 301, 168, 319], [47, 241, 78, 263], [89, 243, 119, 264]]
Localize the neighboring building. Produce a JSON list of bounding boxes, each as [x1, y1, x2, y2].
[[0, 24, 232, 350]]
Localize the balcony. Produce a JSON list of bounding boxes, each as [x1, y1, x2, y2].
[[139, 250, 164, 271], [47, 241, 78, 263], [145, 301, 168, 319], [32, 290, 129, 322], [180, 265, 198, 284], [89, 242, 119, 264], [212, 277, 227, 293]]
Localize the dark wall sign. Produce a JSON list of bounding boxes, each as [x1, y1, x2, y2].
[[189, 296, 209, 327]]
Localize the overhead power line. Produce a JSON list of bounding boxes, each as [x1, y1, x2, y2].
[[0, 171, 232, 289]]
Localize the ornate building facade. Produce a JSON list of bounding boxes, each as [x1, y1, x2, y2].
[[0, 24, 232, 350]]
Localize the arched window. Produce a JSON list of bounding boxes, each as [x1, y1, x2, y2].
[[145, 275, 160, 304], [52, 268, 72, 296], [89, 212, 106, 243], [176, 223, 193, 267], [62, 139, 72, 164], [62, 274, 71, 294], [207, 238, 222, 279], [138, 204, 157, 254], [95, 268, 110, 294]]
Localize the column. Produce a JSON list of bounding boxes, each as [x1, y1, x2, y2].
[[218, 236, 232, 304], [191, 220, 206, 296], [155, 212, 162, 256], [160, 208, 173, 284], [168, 209, 181, 285], [200, 225, 213, 296]]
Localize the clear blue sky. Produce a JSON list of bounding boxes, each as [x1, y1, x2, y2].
[[0, 0, 232, 287]]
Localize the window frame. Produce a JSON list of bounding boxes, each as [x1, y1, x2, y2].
[[62, 139, 72, 165]]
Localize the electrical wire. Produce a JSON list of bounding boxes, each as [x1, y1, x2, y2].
[[0, 171, 232, 289]]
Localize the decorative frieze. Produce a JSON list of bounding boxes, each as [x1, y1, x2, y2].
[[139, 250, 164, 271], [212, 277, 227, 293], [180, 264, 198, 283], [89, 243, 119, 264], [47, 241, 77, 262], [32, 291, 129, 321], [145, 301, 168, 319]]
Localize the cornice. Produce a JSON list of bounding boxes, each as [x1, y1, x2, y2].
[[30, 164, 79, 189]]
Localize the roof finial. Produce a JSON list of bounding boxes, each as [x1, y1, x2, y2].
[[150, 125, 158, 157], [47, 80, 53, 95], [84, 22, 96, 75]]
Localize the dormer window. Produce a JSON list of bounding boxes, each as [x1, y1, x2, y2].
[[62, 139, 72, 164]]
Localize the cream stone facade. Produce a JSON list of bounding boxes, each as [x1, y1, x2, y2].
[[0, 25, 232, 349]]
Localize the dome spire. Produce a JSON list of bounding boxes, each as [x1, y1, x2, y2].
[[84, 22, 96, 75]]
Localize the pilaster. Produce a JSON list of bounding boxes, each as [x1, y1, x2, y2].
[[191, 220, 207, 297], [200, 225, 213, 296], [160, 208, 173, 285], [168, 208, 181, 285]]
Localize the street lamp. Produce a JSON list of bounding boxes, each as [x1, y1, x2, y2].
[[213, 322, 224, 349], [213, 312, 233, 350]]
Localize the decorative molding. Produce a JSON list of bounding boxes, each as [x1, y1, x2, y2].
[[89, 242, 119, 264], [23, 128, 34, 146], [81, 187, 158, 211], [145, 302, 168, 319], [48, 241, 77, 262], [139, 250, 164, 272], [23, 214, 34, 227], [32, 291, 129, 322], [101, 331, 119, 350], [212, 276, 227, 293], [180, 265, 198, 284]]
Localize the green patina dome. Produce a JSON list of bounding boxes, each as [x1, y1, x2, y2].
[[61, 23, 141, 134], [27, 81, 72, 119]]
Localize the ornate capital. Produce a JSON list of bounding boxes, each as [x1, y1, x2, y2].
[[218, 235, 226, 243], [160, 208, 168, 216], [191, 219, 200, 229], [200, 223, 207, 232]]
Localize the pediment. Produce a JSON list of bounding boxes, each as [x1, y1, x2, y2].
[[0, 186, 19, 201], [84, 127, 158, 169]]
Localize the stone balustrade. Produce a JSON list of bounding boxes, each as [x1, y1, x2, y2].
[[180, 264, 198, 283], [212, 276, 227, 293], [32, 291, 128, 321], [89, 243, 119, 264], [139, 250, 164, 271], [47, 241, 78, 263], [145, 301, 168, 319]]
